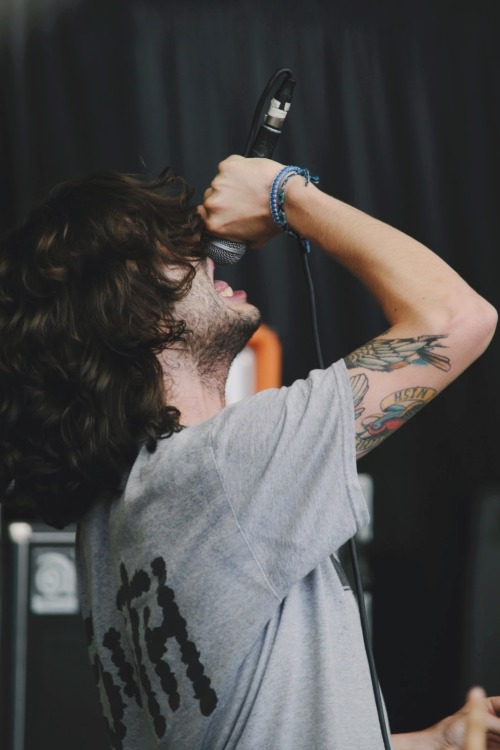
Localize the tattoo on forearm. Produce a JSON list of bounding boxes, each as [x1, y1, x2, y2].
[[353, 384, 437, 456], [344, 335, 451, 372], [350, 373, 369, 419]]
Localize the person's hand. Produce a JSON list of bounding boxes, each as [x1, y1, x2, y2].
[[434, 688, 500, 749], [198, 155, 284, 248], [392, 688, 500, 750]]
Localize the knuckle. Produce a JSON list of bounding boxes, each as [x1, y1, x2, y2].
[[205, 193, 221, 211], [205, 217, 221, 235]]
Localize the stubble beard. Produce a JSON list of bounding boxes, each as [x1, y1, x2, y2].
[[176, 274, 261, 394], [189, 304, 261, 388]]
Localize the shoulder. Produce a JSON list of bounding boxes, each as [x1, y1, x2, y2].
[[208, 360, 353, 474]]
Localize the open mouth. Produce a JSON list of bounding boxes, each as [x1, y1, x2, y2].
[[206, 258, 247, 303], [214, 280, 235, 297]]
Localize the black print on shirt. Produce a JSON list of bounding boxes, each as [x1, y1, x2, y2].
[[84, 556, 218, 750], [84, 615, 128, 749]]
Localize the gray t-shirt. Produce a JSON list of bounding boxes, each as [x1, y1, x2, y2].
[[76, 360, 387, 749]]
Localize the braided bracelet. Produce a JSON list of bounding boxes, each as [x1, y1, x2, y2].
[[269, 166, 319, 252]]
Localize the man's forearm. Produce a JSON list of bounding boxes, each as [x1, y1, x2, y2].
[[283, 177, 496, 377], [284, 179, 494, 330]]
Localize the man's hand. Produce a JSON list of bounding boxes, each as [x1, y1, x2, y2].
[[392, 688, 500, 749], [434, 688, 500, 750], [198, 155, 284, 248]]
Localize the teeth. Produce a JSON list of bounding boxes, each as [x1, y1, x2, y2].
[[220, 286, 234, 297]]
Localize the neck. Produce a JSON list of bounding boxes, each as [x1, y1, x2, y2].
[[160, 350, 229, 427]]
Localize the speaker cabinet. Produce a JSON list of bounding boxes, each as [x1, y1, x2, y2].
[[0, 521, 109, 750]]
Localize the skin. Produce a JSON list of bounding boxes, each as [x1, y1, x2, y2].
[[164, 155, 499, 748], [393, 689, 500, 749], [158, 256, 261, 425], [198, 155, 497, 462]]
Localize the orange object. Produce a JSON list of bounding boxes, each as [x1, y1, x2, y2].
[[248, 324, 282, 391]]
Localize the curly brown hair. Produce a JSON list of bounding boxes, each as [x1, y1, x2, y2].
[[0, 169, 206, 528]]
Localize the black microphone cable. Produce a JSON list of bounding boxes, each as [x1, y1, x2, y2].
[[209, 71, 392, 750], [243, 68, 295, 157], [249, 75, 393, 750], [295, 168, 393, 750]]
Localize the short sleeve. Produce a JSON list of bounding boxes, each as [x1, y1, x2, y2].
[[209, 359, 369, 599]]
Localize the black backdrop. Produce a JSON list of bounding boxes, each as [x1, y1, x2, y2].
[[1, 0, 499, 734]]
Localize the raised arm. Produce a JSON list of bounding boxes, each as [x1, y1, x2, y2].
[[283, 178, 497, 457], [201, 156, 497, 457]]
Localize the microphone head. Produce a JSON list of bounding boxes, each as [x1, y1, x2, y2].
[[206, 237, 247, 265]]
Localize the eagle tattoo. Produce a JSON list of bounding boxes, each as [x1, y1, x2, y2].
[[344, 335, 451, 372]]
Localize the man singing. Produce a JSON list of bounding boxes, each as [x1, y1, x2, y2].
[[0, 155, 498, 748]]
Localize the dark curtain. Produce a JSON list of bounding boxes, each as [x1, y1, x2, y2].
[[1, 0, 499, 733]]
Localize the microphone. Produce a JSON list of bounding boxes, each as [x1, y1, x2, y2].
[[206, 74, 296, 265]]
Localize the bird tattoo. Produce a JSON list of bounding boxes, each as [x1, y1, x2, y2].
[[344, 335, 451, 372]]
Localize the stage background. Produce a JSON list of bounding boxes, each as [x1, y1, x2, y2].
[[1, 0, 499, 735]]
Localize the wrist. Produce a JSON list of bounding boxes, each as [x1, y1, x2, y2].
[[269, 166, 319, 251]]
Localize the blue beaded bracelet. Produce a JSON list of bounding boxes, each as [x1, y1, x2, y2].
[[269, 166, 319, 252]]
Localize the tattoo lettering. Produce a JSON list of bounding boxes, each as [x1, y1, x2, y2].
[[355, 385, 437, 455], [345, 335, 451, 372]]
